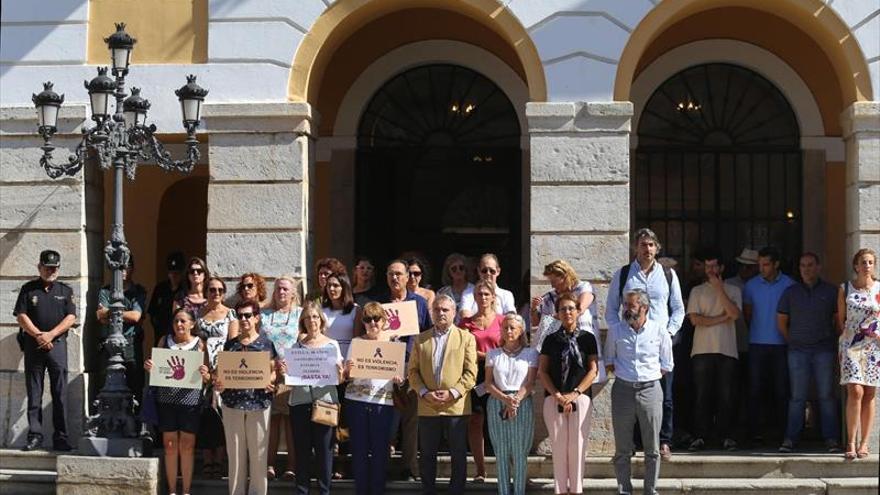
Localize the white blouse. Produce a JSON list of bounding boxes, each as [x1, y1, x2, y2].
[[486, 346, 538, 391]]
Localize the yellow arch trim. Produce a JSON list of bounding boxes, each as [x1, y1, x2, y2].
[[288, 0, 547, 104], [614, 0, 873, 103]]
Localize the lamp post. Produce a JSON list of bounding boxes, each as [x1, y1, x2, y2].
[[31, 22, 207, 457]]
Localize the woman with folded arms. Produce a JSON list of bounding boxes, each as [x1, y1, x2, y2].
[[538, 293, 598, 495], [342, 302, 404, 494], [262, 275, 302, 481], [215, 300, 278, 495], [144, 308, 209, 495], [485, 313, 538, 495], [286, 301, 343, 495]]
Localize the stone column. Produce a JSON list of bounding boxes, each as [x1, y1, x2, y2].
[[841, 101, 880, 452], [0, 106, 92, 448], [527, 101, 633, 455], [203, 102, 315, 291]]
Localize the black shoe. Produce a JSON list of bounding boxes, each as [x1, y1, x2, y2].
[[22, 437, 42, 451], [53, 440, 73, 452], [778, 439, 794, 453], [688, 438, 705, 452], [401, 469, 417, 482]]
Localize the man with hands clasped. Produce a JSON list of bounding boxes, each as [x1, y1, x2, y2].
[[408, 295, 477, 495], [605, 289, 674, 495]]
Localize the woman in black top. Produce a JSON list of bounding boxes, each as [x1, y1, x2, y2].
[[538, 293, 598, 495]]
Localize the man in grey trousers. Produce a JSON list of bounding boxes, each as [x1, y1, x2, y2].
[[605, 289, 674, 495]]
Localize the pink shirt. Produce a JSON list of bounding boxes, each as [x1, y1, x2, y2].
[[460, 314, 503, 354]]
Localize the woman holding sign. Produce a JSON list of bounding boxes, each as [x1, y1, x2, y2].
[[262, 275, 302, 481], [485, 313, 538, 495], [459, 280, 503, 482], [144, 308, 209, 495], [342, 302, 404, 495], [214, 300, 278, 495], [286, 301, 343, 495]]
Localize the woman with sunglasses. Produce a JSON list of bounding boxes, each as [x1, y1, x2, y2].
[[406, 258, 436, 313], [352, 255, 376, 306], [173, 257, 209, 319], [459, 280, 504, 483], [284, 301, 344, 495], [197, 276, 235, 479], [236, 273, 267, 316], [342, 302, 403, 494], [438, 253, 475, 320], [461, 254, 516, 318], [144, 307, 209, 495], [262, 275, 302, 481], [215, 299, 278, 495]]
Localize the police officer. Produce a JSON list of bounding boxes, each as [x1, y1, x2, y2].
[[96, 254, 147, 407], [13, 249, 76, 451], [146, 251, 185, 343]]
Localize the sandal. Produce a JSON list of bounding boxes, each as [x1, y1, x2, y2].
[[857, 444, 870, 459], [844, 442, 857, 460], [267, 466, 276, 481]]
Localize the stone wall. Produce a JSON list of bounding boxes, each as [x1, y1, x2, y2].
[[0, 105, 94, 448]]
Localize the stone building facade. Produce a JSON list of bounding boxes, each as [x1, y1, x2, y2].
[[1, 0, 878, 451]]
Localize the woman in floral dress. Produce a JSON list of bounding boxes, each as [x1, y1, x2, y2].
[[838, 248, 880, 459]]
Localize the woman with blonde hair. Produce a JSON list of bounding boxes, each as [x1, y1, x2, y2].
[[437, 253, 475, 321], [262, 275, 302, 481], [485, 313, 538, 495], [838, 248, 880, 459]]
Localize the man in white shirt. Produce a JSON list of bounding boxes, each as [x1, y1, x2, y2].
[[605, 289, 674, 495], [460, 253, 516, 317]]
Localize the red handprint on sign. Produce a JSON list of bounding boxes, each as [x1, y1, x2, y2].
[[166, 355, 186, 380], [385, 308, 401, 330]]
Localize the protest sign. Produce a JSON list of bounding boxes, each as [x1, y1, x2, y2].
[[381, 300, 419, 337], [348, 339, 406, 380], [284, 347, 339, 386], [216, 351, 272, 389], [150, 347, 203, 390]]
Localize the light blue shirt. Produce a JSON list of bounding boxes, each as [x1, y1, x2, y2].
[[605, 260, 685, 336], [742, 273, 795, 345], [604, 319, 674, 383]]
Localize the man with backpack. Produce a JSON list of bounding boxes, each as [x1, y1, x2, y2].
[[606, 228, 685, 460]]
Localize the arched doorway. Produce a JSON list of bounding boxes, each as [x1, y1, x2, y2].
[[355, 63, 522, 293], [635, 63, 802, 272]]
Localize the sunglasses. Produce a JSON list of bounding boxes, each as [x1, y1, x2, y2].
[[208, 287, 225, 295], [408, 271, 422, 278], [362, 316, 384, 324], [241, 283, 255, 290], [450, 265, 465, 272], [188, 268, 204, 275], [480, 268, 498, 275], [237, 312, 254, 320]]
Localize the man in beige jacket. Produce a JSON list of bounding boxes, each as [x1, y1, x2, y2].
[[408, 294, 477, 494]]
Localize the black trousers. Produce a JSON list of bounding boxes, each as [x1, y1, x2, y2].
[[692, 353, 738, 440], [290, 404, 334, 495], [419, 415, 468, 495], [24, 338, 68, 443]]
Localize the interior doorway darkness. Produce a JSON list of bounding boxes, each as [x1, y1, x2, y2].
[[356, 64, 523, 299], [635, 63, 802, 274]]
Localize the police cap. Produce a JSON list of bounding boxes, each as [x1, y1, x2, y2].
[[39, 250, 61, 267]]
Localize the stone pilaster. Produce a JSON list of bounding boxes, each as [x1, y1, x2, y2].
[[527, 101, 633, 455], [0, 105, 92, 448], [203, 102, 316, 292], [841, 101, 880, 453]]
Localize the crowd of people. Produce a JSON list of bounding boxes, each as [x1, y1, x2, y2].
[[13, 230, 880, 495]]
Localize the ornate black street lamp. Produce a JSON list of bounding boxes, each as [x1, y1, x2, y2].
[[31, 22, 207, 457]]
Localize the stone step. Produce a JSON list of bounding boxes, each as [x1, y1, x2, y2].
[[186, 477, 879, 494], [0, 450, 57, 471], [0, 469, 56, 495]]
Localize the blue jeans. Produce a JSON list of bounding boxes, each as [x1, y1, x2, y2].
[[748, 343, 788, 438], [785, 348, 839, 443], [345, 400, 395, 495]]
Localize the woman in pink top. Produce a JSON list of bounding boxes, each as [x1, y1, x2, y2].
[[459, 280, 503, 482]]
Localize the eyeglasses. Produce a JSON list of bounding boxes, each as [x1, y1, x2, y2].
[[408, 271, 422, 278], [450, 264, 465, 272], [188, 268, 204, 275], [480, 268, 498, 275], [362, 316, 383, 324], [318, 271, 332, 278], [208, 287, 225, 294], [237, 312, 254, 320], [241, 283, 255, 290]]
